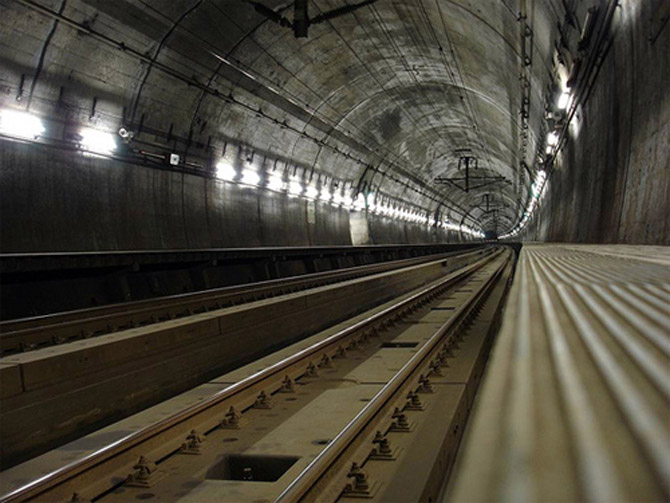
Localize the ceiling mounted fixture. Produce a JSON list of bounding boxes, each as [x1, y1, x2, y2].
[[248, 0, 378, 38], [434, 152, 507, 193]]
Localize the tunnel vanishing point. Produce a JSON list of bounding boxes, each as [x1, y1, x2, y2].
[[0, 1, 668, 503]]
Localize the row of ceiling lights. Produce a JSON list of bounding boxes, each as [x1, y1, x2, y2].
[[545, 87, 573, 154], [0, 109, 118, 155], [0, 107, 485, 239], [216, 158, 484, 238], [505, 82, 574, 238], [500, 169, 547, 239], [513, 1, 614, 239]]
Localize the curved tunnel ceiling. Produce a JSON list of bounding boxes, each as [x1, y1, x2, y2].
[[0, 0, 564, 235]]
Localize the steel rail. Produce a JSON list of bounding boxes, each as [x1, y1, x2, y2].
[[0, 249, 503, 503], [275, 250, 510, 502], [0, 249, 489, 355]]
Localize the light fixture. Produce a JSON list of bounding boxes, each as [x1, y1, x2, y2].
[[288, 177, 303, 197], [461, 224, 482, 237], [304, 185, 319, 200], [80, 128, 117, 154], [503, 170, 548, 238], [267, 173, 285, 191], [241, 169, 261, 186], [216, 160, 236, 182], [557, 92, 570, 110], [319, 186, 332, 202], [367, 193, 378, 212], [353, 193, 366, 211], [547, 131, 559, 146], [118, 127, 135, 141], [0, 109, 44, 139]]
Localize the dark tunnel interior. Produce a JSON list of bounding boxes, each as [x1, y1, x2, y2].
[[0, 2, 669, 500], [0, 0, 667, 251]]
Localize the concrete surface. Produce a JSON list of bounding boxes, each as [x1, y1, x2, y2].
[[0, 0, 617, 251], [0, 254, 467, 468], [522, 1, 670, 244], [0, 259, 472, 496], [1, 1, 666, 249], [0, 249, 512, 502]]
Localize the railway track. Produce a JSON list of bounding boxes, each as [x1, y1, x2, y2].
[[0, 246, 515, 503], [0, 249, 486, 356], [0, 247, 493, 469]]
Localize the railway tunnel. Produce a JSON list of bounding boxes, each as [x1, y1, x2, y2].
[[0, 0, 668, 501]]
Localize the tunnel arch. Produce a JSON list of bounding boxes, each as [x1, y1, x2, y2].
[[3, 0, 663, 250]]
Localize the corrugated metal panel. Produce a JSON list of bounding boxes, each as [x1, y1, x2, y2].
[[446, 244, 670, 502]]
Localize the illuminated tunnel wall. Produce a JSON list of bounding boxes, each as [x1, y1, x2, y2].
[[0, 0, 667, 251]]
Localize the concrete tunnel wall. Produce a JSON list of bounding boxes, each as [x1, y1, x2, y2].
[[521, 1, 670, 245], [0, 1, 668, 251], [0, 140, 459, 252], [0, 0, 534, 249]]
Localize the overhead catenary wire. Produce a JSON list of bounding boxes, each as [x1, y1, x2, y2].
[[136, 0, 471, 217]]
